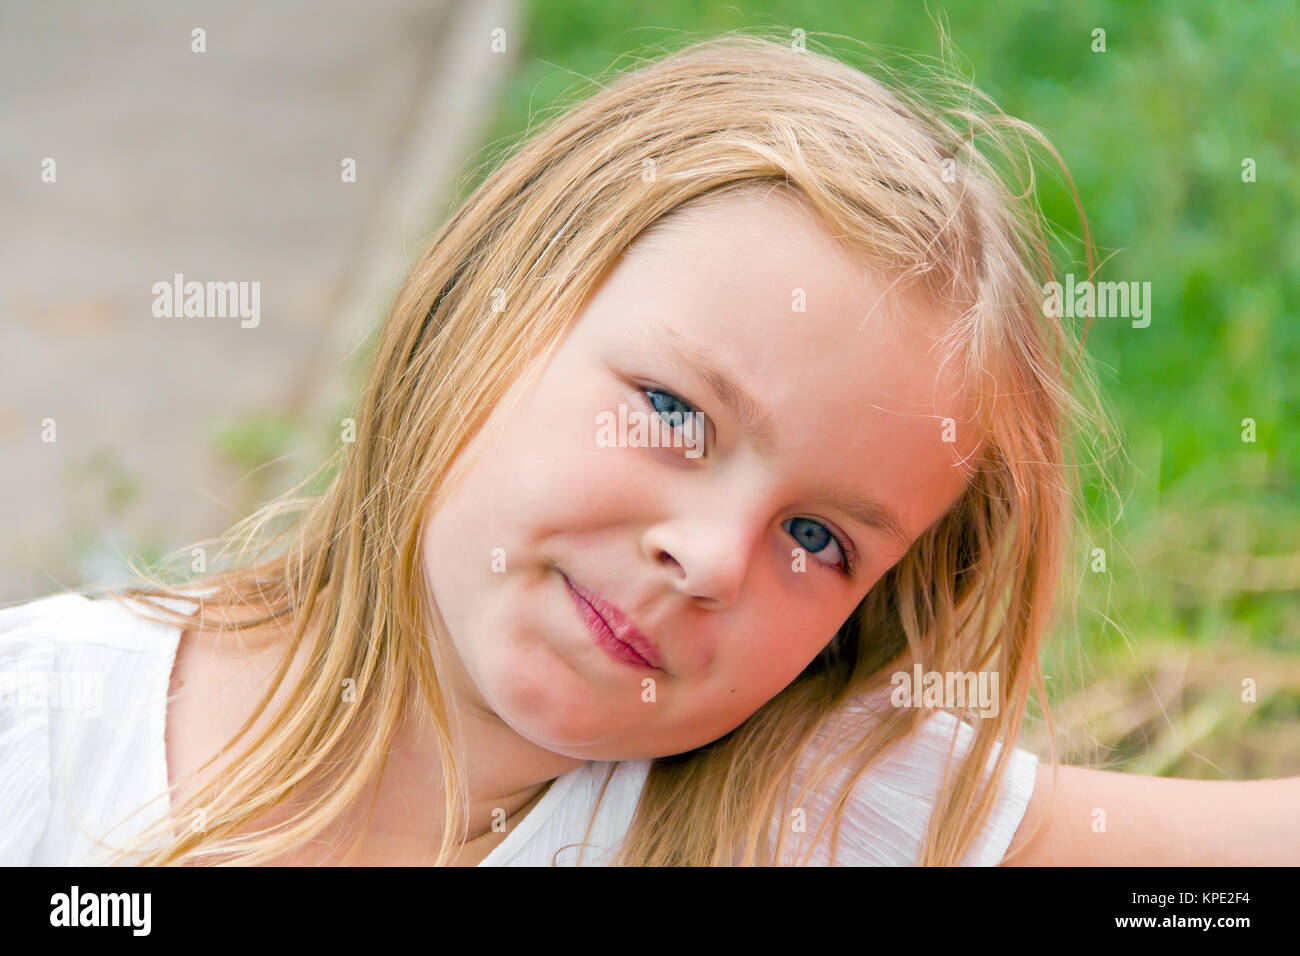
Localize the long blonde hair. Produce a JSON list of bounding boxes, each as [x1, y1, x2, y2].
[[101, 30, 1114, 866]]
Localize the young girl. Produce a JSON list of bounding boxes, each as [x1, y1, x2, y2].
[[2, 32, 1294, 867]]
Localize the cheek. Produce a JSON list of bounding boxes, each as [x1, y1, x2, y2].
[[711, 605, 841, 707], [469, 380, 637, 530], [418, 541, 609, 742], [418, 394, 589, 580], [642, 622, 833, 758]]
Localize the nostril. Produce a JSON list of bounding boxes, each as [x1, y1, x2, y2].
[[657, 551, 684, 574]]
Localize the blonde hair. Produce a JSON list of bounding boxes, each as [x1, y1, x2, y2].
[[100, 30, 1114, 866]]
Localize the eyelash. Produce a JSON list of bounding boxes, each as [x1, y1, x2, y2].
[[636, 386, 859, 578]]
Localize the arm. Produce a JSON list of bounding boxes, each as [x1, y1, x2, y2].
[[1001, 762, 1300, 865]]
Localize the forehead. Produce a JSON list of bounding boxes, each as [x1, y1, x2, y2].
[[577, 188, 981, 546]]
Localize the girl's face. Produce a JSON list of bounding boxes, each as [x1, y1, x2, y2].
[[421, 188, 978, 762]]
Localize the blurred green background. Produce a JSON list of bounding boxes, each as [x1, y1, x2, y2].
[[453, 0, 1299, 777]]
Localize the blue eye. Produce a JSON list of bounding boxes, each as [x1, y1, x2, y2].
[[784, 516, 856, 577], [638, 387, 709, 455], [643, 388, 696, 429]]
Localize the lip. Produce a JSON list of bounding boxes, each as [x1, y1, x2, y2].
[[562, 573, 664, 671]]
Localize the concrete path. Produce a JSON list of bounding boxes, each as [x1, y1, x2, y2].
[[0, 0, 520, 603]]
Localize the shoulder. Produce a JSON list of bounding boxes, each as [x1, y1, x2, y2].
[[0, 590, 189, 864], [785, 688, 1039, 866], [163, 591, 330, 835]]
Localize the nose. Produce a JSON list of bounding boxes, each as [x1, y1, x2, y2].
[[641, 505, 765, 607]]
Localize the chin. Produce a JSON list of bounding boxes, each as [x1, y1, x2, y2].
[[506, 691, 622, 752], [478, 641, 621, 746]]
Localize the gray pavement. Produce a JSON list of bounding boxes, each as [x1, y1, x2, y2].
[[0, 0, 520, 603]]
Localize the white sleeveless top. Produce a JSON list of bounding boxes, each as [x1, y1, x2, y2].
[[0, 591, 1040, 866]]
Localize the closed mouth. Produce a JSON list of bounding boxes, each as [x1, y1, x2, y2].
[[561, 572, 664, 671]]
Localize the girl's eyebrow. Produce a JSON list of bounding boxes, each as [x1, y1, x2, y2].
[[643, 321, 779, 458], [640, 322, 912, 549], [803, 479, 912, 550]]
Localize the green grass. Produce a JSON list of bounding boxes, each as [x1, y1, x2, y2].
[[462, 1, 1300, 754]]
